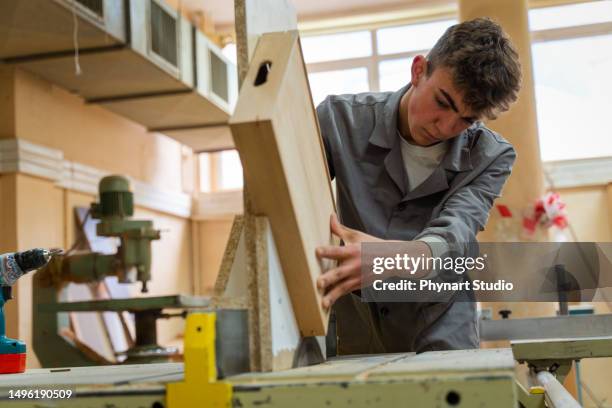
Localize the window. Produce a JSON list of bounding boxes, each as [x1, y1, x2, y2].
[[376, 19, 454, 55], [199, 150, 243, 192], [303, 3, 612, 163], [309, 68, 370, 106], [378, 57, 414, 93], [199, 153, 211, 192], [301, 30, 372, 63], [304, 19, 456, 104], [532, 34, 612, 161], [529, 1, 612, 161], [529, 0, 612, 31], [218, 150, 243, 190]]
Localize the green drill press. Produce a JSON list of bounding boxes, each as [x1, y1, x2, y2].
[[56, 175, 161, 293], [30, 175, 247, 371], [33, 175, 166, 367]]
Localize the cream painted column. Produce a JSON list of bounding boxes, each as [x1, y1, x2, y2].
[[458, 0, 557, 329], [459, 0, 544, 210]]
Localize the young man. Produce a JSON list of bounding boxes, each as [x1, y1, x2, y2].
[[315, 18, 521, 354]]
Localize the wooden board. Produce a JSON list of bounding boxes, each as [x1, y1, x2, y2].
[[229, 30, 335, 336], [208, 0, 306, 373], [234, 0, 298, 85]]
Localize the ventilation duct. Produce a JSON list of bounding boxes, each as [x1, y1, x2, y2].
[[2, 0, 237, 152], [97, 29, 238, 152], [0, 0, 126, 59], [7, 0, 194, 100]]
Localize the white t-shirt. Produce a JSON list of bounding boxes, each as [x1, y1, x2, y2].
[[399, 131, 448, 192], [398, 131, 449, 258]]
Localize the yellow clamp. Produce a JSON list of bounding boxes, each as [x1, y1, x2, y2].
[[167, 312, 232, 408], [529, 386, 545, 395]]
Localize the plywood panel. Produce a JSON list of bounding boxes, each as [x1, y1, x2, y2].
[[230, 31, 334, 336], [235, 0, 298, 84]]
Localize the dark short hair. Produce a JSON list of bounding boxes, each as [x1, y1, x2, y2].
[[427, 17, 522, 120]]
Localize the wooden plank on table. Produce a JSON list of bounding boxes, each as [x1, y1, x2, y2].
[[367, 348, 515, 379], [230, 354, 406, 385], [512, 336, 612, 361], [229, 30, 335, 337], [0, 363, 184, 388]]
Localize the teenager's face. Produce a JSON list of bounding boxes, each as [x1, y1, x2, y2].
[[403, 55, 478, 146]]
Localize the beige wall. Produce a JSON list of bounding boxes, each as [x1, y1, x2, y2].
[[0, 68, 15, 138], [0, 65, 202, 367], [196, 218, 234, 295], [7, 68, 185, 193], [558, 185, 612, 242]]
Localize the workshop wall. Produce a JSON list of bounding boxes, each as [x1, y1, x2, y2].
[[8, 68, 185, 193], [196, 219, 234, 295], [556, 185, 612, 242], [0, 67, 15, 138], [0, 66, 197, 368]]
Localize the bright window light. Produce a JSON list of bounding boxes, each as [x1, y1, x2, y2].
[[308, 68, 370, 106], [377, 19, 456, 55], [199, 153, 211, 192], [219, 150, 243, 190], [379, 57, 414, 92], [529, 1, 612, 31], [532, 34, 612, 161], [301, 31, 372, 64]]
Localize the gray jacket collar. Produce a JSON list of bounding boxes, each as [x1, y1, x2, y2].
[[370, 83, 474, 171], [370, 84, 474, 198]]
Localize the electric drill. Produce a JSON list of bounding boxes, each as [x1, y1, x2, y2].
[[1, 248, 58, 374]]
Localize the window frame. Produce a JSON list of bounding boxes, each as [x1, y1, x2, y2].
[[303, 3, 612, 163], [305, 25, 446, 94]]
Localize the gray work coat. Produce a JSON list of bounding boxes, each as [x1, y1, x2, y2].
[[316, 84, 516, 354]]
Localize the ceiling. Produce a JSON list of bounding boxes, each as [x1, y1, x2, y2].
[[179, 0, 424, 28]]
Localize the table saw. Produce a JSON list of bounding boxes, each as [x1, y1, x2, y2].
[[3, 311, 612, 408], [0, 347, 516, 407]]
